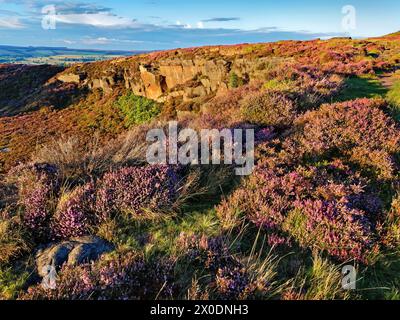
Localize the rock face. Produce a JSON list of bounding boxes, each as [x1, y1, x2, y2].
[[132, 58, 232, 101], [54, 50, 262, 103], [52, 45, 295, 109], [35, 236, 114, 277]]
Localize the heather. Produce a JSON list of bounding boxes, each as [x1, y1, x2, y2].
[[51, 183, 100, 240], [21, 252, 175, 300], [240, 91, 296, 127], [284, 98, 400, 179], [217, 161, 382, 263], [97, 165, 181, 216], [0, 64, 70, 117], [12, 163, 60, 242], [4, 161, 185, 245], [1, 35, 400, 300]]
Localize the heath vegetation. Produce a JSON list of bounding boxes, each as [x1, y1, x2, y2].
[[1, 33, 400, 300]]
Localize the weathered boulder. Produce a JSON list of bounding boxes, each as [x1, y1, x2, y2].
[[56, 73, 82, 84], [36, 236, 114, 277]]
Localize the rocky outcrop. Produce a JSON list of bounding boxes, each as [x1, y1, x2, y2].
[[53, 45, 293, 106], [56, 73, 82, 84], [121, 58, 231, 102], [35, 236, 114, 277], [56, 55, 238, 103]]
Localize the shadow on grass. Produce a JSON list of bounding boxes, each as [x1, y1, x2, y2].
[[359, 252, 400, 300], [387, 81, 400, 122], [333, 76, 388, 102]]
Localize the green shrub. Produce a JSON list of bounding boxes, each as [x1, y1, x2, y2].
[[229, 72, 243, 89], [116, 92, 161, 127]]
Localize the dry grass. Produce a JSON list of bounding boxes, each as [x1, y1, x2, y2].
[[285, 254, 353, 300], [32, 126, 151, 183], [0, 218, 31, 266]]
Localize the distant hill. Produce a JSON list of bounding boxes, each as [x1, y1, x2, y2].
[[0, 45, 147, 65], [386, 31, 400, 36], [374, 31, 400, 40]]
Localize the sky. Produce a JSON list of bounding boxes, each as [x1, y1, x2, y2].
[[0, 0, 399, 51]]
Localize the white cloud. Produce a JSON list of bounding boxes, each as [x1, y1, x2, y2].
[[81, 36, 144, 45], [0, 16, 24, 28], [54, 13, 139, 28], [197, 21, 204, 29], [62, 39, 76, 45]]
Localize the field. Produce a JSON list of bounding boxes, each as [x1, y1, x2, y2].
[[0, 45, 145, 65], [0, 32, 400, 300]]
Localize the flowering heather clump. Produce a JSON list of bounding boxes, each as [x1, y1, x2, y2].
[[97, 165, 181, 216], [187, 236, 235, 272], [275, 64, 344, 106], [240, 91, 296, 127], [255, 127, 275, 145], [216, 267, 253, 300], [22, 253, 175, 300], [198, 83, 263, 128], [202, 83, 262, 115], [285, 200, 378, 263], [267, 234, 292, 248], [285, 98, 400, 179], [321, 60, 374, 76], [184, 236, 271, 299], [12, 163, 59, 241], [51, 182, 102, 240], [21, 184, 51, 240], [217, 161, 382, 263]]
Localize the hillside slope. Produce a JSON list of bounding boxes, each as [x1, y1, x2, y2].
[[1, 33, 400, 300], [0, 36, 398, 172]]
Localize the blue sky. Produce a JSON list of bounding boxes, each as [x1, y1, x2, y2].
[[0, 0, 399, 50]]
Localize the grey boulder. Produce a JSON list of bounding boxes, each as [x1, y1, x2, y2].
[[36, 236, 114, 277]]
